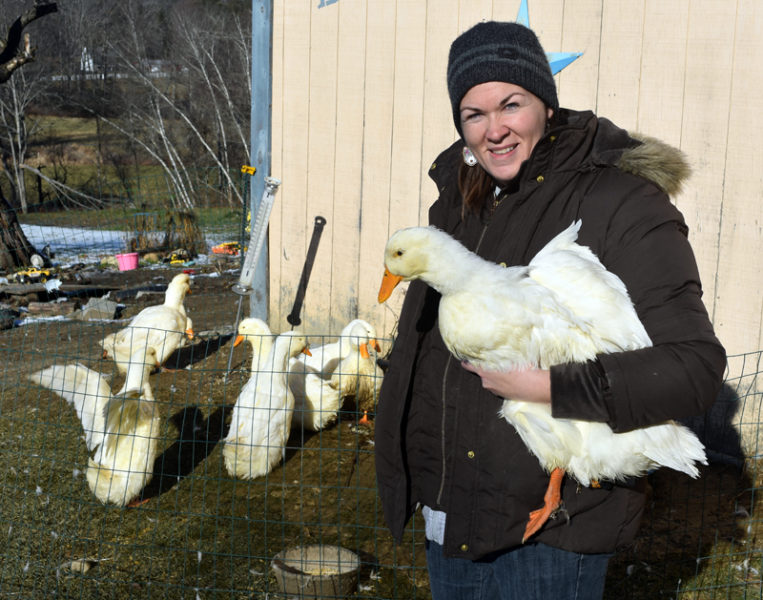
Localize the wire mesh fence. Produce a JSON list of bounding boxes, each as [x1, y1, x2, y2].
[[2, 312, 761, 599], [0, 190, 761, 598]]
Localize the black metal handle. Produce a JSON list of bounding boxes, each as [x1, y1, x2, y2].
[[287, 216, 327, 327]]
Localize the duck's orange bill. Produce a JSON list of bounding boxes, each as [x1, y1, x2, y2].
[[185, 328, 195, 340], [361, 338, 382, 359], [233, 334, 244, 347], [302, 347, 312, 357], [378, 268, 403, 303]]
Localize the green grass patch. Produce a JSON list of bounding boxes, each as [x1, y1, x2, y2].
[[32, 115, 100, 144]]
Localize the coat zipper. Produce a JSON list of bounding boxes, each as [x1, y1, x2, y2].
[[435, 221, 491, 505]]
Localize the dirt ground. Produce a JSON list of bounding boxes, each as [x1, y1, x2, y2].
[[0, 262, 759, 599]]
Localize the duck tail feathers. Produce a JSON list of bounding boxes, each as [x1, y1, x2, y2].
[[642, 423, 707, 478]]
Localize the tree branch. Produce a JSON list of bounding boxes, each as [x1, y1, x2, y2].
[[0, 2, 58, 84]]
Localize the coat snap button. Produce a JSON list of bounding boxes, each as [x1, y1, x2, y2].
[[460, 544, 469, 552], [467, 450, 475, 459], [536, 175, 544, 183]]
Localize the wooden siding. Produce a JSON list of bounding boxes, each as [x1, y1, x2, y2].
[[268, 0, 763, 373]]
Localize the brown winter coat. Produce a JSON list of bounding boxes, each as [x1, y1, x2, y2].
[[374, 109, 726, 559]]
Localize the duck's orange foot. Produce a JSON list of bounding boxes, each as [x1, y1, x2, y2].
[[358, 410, 370, 426], [522, 467, 566, 543], [523, 503, 559, 543], [127, 497, 150, 508]]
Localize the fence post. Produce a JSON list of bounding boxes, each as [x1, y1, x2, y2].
[[248, 0, 274, 321]]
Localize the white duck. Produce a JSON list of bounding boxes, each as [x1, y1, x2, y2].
[[289, 319, 381, 430], [300, 319, 380, 375], [329, 329, 384, 416], [100, 273, 194, 373], [288, 355, 343, 431], [29, 362, 112, 452], [29, 347, 162, 506], [378, 220, 706, 542], [233, 317, 274, 373], [223, 331, 311, 479]]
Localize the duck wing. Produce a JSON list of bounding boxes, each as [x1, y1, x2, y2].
[[28, 363, 111, 452]]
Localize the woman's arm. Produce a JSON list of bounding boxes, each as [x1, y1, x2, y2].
[[460, 361, 551, 405], [554, 181, 726, 431]]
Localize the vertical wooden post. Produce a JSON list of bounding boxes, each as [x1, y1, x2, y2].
[[249, 0, 273, 320]]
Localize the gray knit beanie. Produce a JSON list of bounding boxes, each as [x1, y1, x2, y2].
[[447, 21, 558, 137]]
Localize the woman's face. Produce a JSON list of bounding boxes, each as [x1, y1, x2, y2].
[[460, 81, 552, 186]]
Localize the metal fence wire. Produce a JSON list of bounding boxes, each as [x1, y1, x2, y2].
[[0, 217, 761, 599]]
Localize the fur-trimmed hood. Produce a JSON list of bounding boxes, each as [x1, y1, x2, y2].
[[617, 133, 691, 197]]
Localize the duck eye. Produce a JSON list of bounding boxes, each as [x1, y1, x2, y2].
[[395, 250, 403, 257]]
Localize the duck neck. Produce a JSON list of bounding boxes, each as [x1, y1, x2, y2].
[[164, 287, 186, 308], [421, 240, 481, 297]]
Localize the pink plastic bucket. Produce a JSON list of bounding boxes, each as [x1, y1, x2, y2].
[[116, 252, 139, 271]]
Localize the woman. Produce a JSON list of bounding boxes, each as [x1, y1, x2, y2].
[[374, 20, 726, 600]]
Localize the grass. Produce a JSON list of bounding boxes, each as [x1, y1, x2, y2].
[[0, 315, 425, 599], [32, 115, 102, 142]]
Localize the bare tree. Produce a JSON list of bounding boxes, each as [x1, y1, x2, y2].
[[0, 0, 58, 271], [0, 67, 47, 213], [88, 1, 251, 210]]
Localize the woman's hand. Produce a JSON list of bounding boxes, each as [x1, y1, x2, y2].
[[460, 361, 551, 405]]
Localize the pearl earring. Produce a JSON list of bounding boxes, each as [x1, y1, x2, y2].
[[462, 146, 478, 167]]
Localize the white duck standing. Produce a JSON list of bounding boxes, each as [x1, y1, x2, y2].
[[223, 331, 311, 479], [101, 272, 194, 373], [88, 346, 162, 506], [233, 317, 274, 373], [29, 347, 162, 506], [289, 319, 381, 431], [378, 220, 706, 542]]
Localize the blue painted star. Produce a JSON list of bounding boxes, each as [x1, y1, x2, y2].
[[516, 0, 582, 75]]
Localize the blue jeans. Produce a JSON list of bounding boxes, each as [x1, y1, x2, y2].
[[425, 539, 611, 600]]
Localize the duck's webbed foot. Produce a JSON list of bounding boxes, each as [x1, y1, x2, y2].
[[522, 467, 566, 543]]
